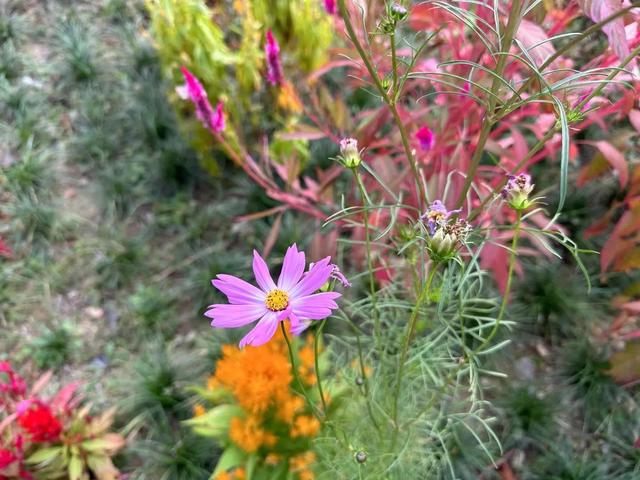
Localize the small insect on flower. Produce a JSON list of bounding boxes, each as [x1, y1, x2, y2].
[[179, 67, 225, 133], [206, 245, 342, 347], [265, 30, 284, 86], [416, 126, 435, 152], [339, 138, 361, 168], [502, 173, 535, 210]]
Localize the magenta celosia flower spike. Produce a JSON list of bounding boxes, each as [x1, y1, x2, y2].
[[265, 30, 284, 86], [416, 126, 435, 151], [206, 244, 342, 347], [179, 66, 225, 133], [323, 0, 337, 15]]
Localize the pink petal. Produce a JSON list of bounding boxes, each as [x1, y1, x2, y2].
[[277, 244, 306, 291], [239, 312, 279, 348], [253, 250, 276, 292], [289, 311, 311, 335], [212, 274, 265, 305], [206, 303, 267, 328], [289, 257, 333, 297]]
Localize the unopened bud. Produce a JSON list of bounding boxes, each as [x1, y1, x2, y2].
[[389, 3, 408, 21], [355, 451, 367, 463], [355, 377, 364, 386], [339, 138, 361, 168]]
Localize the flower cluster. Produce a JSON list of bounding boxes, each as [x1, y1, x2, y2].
[[265, 30, 284, 86], [421, 200, 471, 261], [190, 329, 320, 480], [178, 67, 225, 133], [16, 402, 62, 443], [0, 362, 125, 480]]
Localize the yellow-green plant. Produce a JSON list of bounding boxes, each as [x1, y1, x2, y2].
[[145, 0, 333, 174]]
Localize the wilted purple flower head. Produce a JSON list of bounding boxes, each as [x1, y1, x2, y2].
[[179, 67, 225, 133], [339, 137, 361, 168], [265, 30, 284, 86], [323, 0, 337, 15], [502, 173, 535, 210], [311, 261, 351, 288], [416, 126, 435, 151], [206, 244, 342, 347], [420, 200, 460, 235]]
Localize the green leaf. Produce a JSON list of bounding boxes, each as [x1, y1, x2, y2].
[[68, 454, 83, 480], [183, 404, 243, 438], [86, 454, 119, 480], [210, 446, 246, 479], [25, 446, 64, 465], [81, 433, 125, 453]]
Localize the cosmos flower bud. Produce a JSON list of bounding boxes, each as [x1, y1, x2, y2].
[[355, 451, 368, 463], [501, 173, 535, 210], [339, 138, 361, 168], [389, 3, 408, 21]]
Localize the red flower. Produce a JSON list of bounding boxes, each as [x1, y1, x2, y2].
[[17, 403, 62, 443], [0, 238, 11, 259], [0, 448, 17, 469]]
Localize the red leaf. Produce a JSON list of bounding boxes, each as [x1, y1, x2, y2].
[[585, 140, 628, 187]]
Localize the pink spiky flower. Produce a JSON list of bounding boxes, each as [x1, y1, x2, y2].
[[416, 126, 435, 151], [179, 67, 225, 133], [265, 30, 284, 86], [206, 244, 342, 347]]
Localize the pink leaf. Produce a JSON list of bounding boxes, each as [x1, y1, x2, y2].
[[515, 19, 556, 67], [592, 140, 628, 187], [577, 0, 630, 60], [630, 109, 640, 133]]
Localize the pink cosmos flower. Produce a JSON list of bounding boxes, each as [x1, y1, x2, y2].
[[206, 244, 341, 347], [323, 0, 337, 15], [416, 126, 435, 151], [179, 67, 225, 133], [265, 30, 284, 86]]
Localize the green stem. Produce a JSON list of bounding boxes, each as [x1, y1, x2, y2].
[[391, 263, 439, 433], [338, 0, 426, 208], [314, 319, 328, 415], [353, 168, 381, 345], [455, 0, 523, 208], [472, 209, 522, 355], [390, 32, 399, 99], [280, 322, 323, 421]]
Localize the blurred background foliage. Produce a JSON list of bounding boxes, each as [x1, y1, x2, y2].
[[0, 0, 639, 479]]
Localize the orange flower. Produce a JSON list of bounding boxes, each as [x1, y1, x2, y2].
[[290, 415, 321, 438], [278, 82, 303, 113], [290, 451, 316, 479], [193, 404, 206, 417], [214, 341, 292, 415], [230, 416, 277, 453]]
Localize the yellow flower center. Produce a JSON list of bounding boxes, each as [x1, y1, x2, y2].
[[265, 289, 289, 311]]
